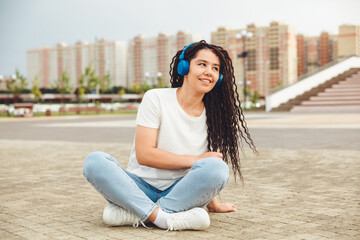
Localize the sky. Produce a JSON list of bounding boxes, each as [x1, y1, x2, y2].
[[0, 0, 359, 77]]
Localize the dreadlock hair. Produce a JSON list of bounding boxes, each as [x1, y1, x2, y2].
[[169, 40, 258, 182]]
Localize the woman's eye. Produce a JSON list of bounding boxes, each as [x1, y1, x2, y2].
[[200, 63, 206, 66], [213, 67, 219, 71]]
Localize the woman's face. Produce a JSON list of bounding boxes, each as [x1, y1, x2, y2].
[[184, 48, 220, 93]]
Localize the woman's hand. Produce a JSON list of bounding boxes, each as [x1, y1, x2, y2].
[[197, 149, 223, 160], [206, 197, 237, 213]]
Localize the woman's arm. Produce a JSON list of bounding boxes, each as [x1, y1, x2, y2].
[[135, 125, 222, 169], [206, 197, 237, 212]]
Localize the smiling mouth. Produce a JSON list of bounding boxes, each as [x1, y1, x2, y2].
[[199, 78, 211, 83]]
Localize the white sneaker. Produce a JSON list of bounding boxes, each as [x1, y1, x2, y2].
[[167, 208, 210, 231], [103, 203, 141, 227]]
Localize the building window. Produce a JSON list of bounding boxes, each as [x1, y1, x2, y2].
[[247, 49, 256, 71], [270, 47, 279, 70]]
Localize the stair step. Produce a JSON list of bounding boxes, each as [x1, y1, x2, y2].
[[332, 84, 360, 89], [301, 100, 360, 106], [310, 96, 360, 101], [342, 77, 360, 80], [325, 88, 360, 93], [344, 74, 360, 77], [291, 105, 360, 113], [349, 74, 360, 78], [335, 80, 360, 83], [317, 92, 360, 97], [335, 81, 360, 84], [272, 68, 360, 112], [338, 82, 360, 86]]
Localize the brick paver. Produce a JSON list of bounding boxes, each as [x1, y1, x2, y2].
[[0, 113, 359, 239]]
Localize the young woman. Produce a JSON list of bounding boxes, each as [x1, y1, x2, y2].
[[83, 40, 257, 231]]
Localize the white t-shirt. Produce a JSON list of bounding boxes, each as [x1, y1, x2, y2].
[[127, 88, 208, 190]]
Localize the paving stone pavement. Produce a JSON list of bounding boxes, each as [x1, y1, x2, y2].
[[0, 113, 359, 239]]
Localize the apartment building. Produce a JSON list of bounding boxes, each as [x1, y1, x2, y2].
[[338, 24, 360, 57], [297, 33, 337, 77], [320, 32, 338, 66], [127, 31, 202, 87], [296, 24, 360, 78], [27, 39, 127, 89], [211, 22, 297, 97]]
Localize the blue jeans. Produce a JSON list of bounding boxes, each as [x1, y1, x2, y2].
[[83, 151, 229, 222]]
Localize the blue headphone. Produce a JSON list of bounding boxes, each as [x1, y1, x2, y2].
[[177, 42, 223, 87]]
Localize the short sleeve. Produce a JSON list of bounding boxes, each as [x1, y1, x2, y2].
[[136, 90, 161, 129]]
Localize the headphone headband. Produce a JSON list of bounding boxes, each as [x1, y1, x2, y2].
[[179, 42, 197, 60], [177, 42, 223, 87]]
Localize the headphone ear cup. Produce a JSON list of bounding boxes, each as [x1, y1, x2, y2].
[[177, 60, 190, 76], [215, 73, 223, 87]]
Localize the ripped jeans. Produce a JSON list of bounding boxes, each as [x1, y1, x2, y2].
[[83, 152, 229, 222]]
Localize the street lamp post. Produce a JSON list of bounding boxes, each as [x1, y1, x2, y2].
[[236, 30, 253, 108]]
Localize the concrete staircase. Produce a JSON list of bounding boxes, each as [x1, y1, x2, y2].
[[291, 70, 360, 113]]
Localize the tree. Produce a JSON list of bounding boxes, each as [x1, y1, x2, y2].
[[128, 83, 140, 94], [140, 82, 152, 94], [157, 76, 164, 88], [118, 88, 126, 95], [31, 76, 42, 102], [244, 88, 252, 97], [55, 72, 74, 95], [54, 72, 74, 107], [77, 86, 86, 103], [100, 72, 111, 93], [6, 69, 28, 102], [250, 90, 260, 105], [79, 65, 99, 93]]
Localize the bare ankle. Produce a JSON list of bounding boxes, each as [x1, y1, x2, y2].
[[147, 207, 159, 222]]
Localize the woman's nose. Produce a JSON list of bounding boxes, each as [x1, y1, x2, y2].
[[204, 67, 213, 76]]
